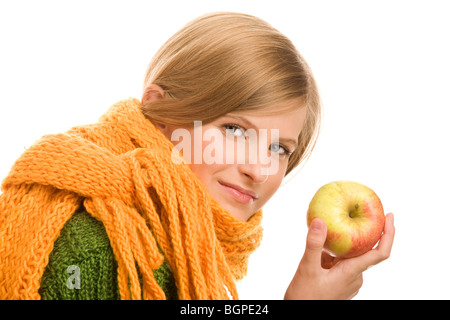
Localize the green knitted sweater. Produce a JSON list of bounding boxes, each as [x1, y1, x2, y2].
[[38, 207, 178, 300]]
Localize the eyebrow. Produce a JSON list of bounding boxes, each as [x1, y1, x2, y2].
[[224, 114, 299, 149]]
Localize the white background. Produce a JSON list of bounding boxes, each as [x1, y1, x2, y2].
[[1, 0, 449, 299]]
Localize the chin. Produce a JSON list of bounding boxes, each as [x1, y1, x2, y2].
[[223, 200, 258, 221], [222, 203, 249, 221], [210, 181, 258, 221]]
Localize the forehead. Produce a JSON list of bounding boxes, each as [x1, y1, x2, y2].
[[229, 97, 306, 128], [233, 96, 305, 116]]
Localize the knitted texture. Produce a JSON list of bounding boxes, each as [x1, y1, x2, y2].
[[39, 207, 177, 299], [39, 208, 120, 299], [0, 98, 263, 300]]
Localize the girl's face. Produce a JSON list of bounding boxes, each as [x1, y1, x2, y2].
[[157, 98, 307, 221]]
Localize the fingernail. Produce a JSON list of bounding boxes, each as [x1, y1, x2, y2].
[[310, 219, 323, 232]]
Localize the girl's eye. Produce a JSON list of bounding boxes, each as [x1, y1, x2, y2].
[[222, 123, 293, 157], [269, 143, 291, 156], [224, 124, 246, 137]]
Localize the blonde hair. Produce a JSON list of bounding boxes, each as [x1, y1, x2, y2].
[[141, 12, 321, 175]]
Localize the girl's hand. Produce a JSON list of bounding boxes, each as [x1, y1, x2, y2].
[[284, 213, 395, 300]]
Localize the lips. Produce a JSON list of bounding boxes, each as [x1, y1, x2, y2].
[[218, 181, 258, 204]]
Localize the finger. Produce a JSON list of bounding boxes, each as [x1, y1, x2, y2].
[[347, 290, 359, 300], [302, 218, 328, 268], [347, 212, 395, 273], [374, 212, 395, 255]]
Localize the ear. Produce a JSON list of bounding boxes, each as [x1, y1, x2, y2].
[[141, 84, 165, 105], [141, 84, 167, 131]]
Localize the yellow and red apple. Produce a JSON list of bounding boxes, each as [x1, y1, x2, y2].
[[307, 181, 385, 259]]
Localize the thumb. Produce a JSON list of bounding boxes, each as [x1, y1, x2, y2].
[[302, 218, 327, 267]]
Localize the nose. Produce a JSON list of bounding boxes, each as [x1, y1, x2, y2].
[[232, 132, 279, 184], [236, 152, 271, 184], [238, 163, 270, 184]]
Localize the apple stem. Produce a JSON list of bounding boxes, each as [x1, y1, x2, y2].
[[349, 204, 359, 218]]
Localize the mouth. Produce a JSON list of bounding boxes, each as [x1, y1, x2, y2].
[[218, 181, 258, 204]]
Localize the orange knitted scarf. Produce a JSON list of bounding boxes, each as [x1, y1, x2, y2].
[[0, 98, 263, 300]]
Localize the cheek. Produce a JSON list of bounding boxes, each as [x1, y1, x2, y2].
[[195, 126, 228, 164], [267, 174, 284, 197], [256, 172, 285, 209], [189, 162, 222, 182], [188, 135, 226, 185]]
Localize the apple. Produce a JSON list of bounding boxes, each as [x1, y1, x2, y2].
[[307, 181, 385, 259]]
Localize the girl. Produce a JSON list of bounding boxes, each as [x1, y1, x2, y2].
[[0, 12, 394, 300]]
